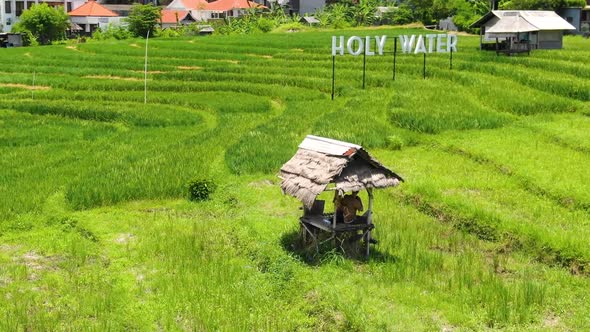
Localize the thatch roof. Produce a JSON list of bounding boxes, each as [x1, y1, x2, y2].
[[279, 135, 403, 208]]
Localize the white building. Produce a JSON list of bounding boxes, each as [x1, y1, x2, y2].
[[0, 0, 85, 32], [68, 0, 121, 34]]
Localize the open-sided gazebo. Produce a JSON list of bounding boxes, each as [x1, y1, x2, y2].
[[279, 135, 403, 257]]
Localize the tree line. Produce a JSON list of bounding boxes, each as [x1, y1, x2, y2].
[[11, 0, 587, 45]]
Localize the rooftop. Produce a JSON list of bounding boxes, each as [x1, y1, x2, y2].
[[68, 0, 118, 17], [280, 135, 403, 208]]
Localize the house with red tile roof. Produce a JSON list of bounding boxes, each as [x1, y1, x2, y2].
[[68, 0, 121, 34], [162, 0, 264, 24], [205, 0, 264, 19], [160, 9, 198, 28]]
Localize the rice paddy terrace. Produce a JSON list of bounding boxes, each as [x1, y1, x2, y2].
[[1, 28, 590, 330]]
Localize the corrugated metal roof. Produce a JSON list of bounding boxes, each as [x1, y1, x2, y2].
[[301, 16, 320, 24], [299, 135, 361, 156], [487, 14, 539, 33], [489, 11, 575, 32], [472, 10, 575, 31]]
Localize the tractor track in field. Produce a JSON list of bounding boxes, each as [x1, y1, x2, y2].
[[390, 190, 590, 277], [439, 144, 590, 214], [520, 123, 590, 156], [542, 134, 590, 155]]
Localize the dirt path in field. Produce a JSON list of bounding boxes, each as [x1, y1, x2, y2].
[[84, 75, 144, 81], [247, 54, 273, 59], [177, 66, 203, 70], [207, 59, 239, 65], [0, 83, 50, 90]]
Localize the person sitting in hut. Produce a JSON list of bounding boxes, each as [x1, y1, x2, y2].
[[335, 191, 364, 224]]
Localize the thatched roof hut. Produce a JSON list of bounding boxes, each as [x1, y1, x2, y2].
[[279, 135, 403, 208]]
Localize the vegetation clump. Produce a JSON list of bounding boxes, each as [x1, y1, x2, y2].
[[13, 3, 69, 45], [126, 3, 162, 38], [187, 178, 217, 201]]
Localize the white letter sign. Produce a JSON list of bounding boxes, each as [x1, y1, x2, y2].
[[347, 36, 363, 56], [332, 36, 344, 56], [400, 35, 416, 54], [375, 35, 387, 55], [331, 34, 457, 56]]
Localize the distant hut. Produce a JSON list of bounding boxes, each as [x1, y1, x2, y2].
[[0, 33, 23, 47], [300, 16, 320, 26], [471, 10, 576, 54], [439, 17, 458, 31], [279, 135, 403, 258]]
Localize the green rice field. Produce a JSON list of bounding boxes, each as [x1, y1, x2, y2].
[[1, 27, 590, 330]]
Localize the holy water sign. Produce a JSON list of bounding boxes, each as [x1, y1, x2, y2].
[[329, 34, 458, 100]]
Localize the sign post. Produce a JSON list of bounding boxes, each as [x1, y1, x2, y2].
[[393, 37, 397, 81], [331, 55, 335, 100], [450, 48, 453, 70], [362, 48, 367, 89], [423, 52, 426, 79]]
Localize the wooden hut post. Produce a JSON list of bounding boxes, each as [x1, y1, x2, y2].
[[332, 205, 337, 247], [302, 203, 307, 244], [480, 26, 484, 50], [365, 188, 374, 258]]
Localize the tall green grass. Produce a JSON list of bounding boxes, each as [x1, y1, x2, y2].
[[1, 28, 590, 330]]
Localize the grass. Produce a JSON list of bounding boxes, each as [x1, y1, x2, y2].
[[1, 28, 590, 330]]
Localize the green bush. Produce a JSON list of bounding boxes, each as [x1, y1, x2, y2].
[[12, 3, 69, 45], [389, 4, 414, 25], [158, 27, 182, 38], [386, 135, 404, 150], [257, 17, 275, 33], [92, 25, 133, 41], [187, 178, 217, 201], [126, 3, 161, 38]]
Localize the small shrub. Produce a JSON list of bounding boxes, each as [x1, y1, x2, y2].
[[386, 135, 404, 150], [158, 27, 181, 38], [92, 25, 133, 41], [388, 4, 414, 25], [257, 17, 275, 33], [187, 178, 217, 201]]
